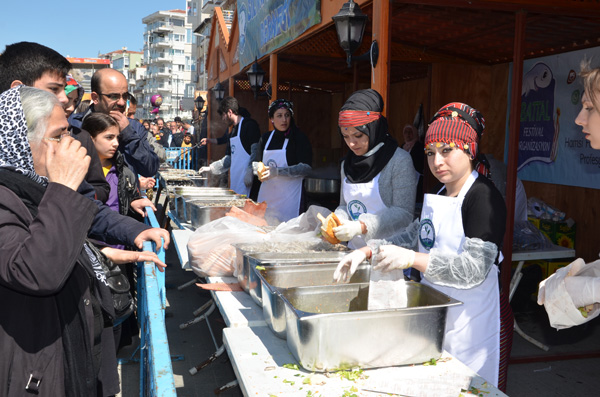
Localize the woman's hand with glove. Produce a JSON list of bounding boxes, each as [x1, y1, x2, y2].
[[333, 220, 364, 241], [373, 245, 415, 272], [333, 249, 369, 283], [258, 165, 278, 182], [564, 276, 600, 308]]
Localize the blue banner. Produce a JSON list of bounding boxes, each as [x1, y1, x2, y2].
[[237, 0, 321, 69], [507, 46, 600, 189]]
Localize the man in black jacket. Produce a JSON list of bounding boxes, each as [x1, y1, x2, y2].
[[0, 41, 111, 202]]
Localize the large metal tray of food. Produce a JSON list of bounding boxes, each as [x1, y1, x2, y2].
[[175, 195, 245, 222], [280, 282, 462, 372], [258, 263, 370, 339], [245, 252, 353, 305], [190, 205, 247, 229], [232, 246, 350, 295], [173, 186, 235, 196]]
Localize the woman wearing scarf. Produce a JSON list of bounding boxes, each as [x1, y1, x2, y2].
[[253, 99, 312, 222], [335, 102, 509, 388], [331, 89, 417, 248]]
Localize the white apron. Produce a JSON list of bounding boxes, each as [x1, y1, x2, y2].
[[257, 131, 303, 222], [229, 117, 251, 196], [418, 170, 500, 386], [342, 173, 387, 249]]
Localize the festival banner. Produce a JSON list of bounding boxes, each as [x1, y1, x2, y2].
[[237, 0, 321, 69], [507, 46, 600, 189]]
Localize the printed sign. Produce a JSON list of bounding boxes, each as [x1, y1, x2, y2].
[[507, 46, 600, 189], [237, 0, 321, 69]]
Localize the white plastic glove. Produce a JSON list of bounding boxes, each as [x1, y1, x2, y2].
[[333, 250, 367, 283], [333, 220, 363, 242], [564, 276, 600, 308], [259, 165, 278, 182], [251, 161, 260, 176], [373, 245, 415, 272], [199, 166, 211, 174]]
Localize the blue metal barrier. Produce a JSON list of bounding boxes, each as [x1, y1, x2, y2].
[[137, 207, 176, 396], [165, 147, 199, 170]]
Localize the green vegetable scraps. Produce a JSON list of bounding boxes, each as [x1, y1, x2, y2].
[[337, 369, 366, 381], [251, 352, 258, 355], [255, 265, 266, 271], [423, 358, 438, 366], [283, 363, 300, 370], [579, 307, 589, 318], [283, 379, 295, 386], [460, 386, 490, 396]]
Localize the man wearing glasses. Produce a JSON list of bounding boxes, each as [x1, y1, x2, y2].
[[70, 68, 159, 177]]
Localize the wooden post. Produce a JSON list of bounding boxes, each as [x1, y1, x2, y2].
[[270, 54, 278, 102], [502, 10, 527, 297], [229, 76, 235, 97], [371, 0, 391, 116]]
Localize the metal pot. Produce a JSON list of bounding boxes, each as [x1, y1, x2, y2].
[[304, 177, 340, 196]]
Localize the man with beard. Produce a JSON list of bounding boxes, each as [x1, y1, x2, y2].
[[200, 97, 261, 196], [70, 68, 159, 177]]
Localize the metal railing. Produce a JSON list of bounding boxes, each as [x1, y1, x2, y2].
[[137, 207, 176, 396], [165, 147, 202, 170]]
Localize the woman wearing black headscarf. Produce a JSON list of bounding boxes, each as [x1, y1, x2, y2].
[[253, 99, 312, 222], [330, 89, 417, 248]]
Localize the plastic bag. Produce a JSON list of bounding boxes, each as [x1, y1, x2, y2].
[[538, 258, 600, 329], [187, 217, 267, 277], [512, 220, 554, 251]]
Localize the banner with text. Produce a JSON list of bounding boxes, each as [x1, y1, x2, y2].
[[507, 46, 600, 189], [237, 0, 321, 69]]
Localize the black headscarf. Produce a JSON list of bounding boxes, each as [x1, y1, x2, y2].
[[340, 89, 398, 183]]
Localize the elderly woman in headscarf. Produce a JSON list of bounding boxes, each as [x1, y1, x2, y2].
[[329, 89, 417, 248], [0, 86, 165, 395], [335, 102, 508, 388], [253, 98, 313, 222]]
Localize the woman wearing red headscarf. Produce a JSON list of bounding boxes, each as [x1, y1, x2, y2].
[[330, 89, 417, 249], [336, 102, 509, 388]]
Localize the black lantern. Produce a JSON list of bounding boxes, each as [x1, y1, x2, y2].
[[332, 0, 368, 68], [247, 59, 266, 99], [194, 95, 205, 111], [212, 82, 225, 101]]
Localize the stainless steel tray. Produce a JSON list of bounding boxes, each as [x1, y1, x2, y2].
[[190, 205, 242, 229], [174, 186, 235, 196], [175, 194, 242, 221], [236, 250, 351, 298], [258, 263, 369, 339], [281, 282, 462, 371]]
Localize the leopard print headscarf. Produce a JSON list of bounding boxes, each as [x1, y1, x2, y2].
[[0, 86, 48, 185]]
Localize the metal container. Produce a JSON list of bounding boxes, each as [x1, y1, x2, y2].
[[258, 263, 369, 339], [190, 205, 243, 229], [174, 186, 235, 196], [281, 282, 462, 371], [175, 194, 241, 222], [304, 177, 341, 196], [237, 250, 350, 298]]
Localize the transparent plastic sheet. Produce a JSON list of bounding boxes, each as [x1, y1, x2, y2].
[[512, 220, 555, 251], [368, 218, 420, 252], [424, 237, 498, 289], [187, 217, 267, 277]]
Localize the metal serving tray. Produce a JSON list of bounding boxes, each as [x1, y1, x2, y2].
[[281, 282, 462, 372], [173, 186, 234, 196], [238, 251, 351, 300], [175, 194, 241, 222], [190, 205, 243, 229], [258, 263, 369, 339]]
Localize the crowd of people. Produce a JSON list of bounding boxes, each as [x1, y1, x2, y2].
[[2, 37, 599, 396]]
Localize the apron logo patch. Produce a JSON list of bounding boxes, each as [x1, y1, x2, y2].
[[266, 159, 278, 168], [348, 200, 367, 220], [231, 144, 236, 154], [419, 218, 435, 250]]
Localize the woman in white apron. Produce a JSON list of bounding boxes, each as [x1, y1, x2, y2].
[[253, 99, 312, 222], [331, 89, 417, 249], [335, 103, 510, 389]]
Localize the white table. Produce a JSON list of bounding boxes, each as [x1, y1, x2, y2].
[[510, 245, 576, 350], [171, 228, 194, 270], [206, 276, 266, 328], [223, 326, 507, 397]]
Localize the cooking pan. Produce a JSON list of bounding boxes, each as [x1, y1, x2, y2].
[[304, 177, 340, 195]]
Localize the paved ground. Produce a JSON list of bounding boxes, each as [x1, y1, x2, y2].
[[116, 229, 600, 396]]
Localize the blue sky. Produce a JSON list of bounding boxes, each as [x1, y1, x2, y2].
[[1, 0, 185, 58]]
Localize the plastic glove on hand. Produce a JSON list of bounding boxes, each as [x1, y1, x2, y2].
[[564, 276, 600, 308], [199, 166, 211, 174], [333, 220, 363, 242], [373, 245, 415, 272], [333, 250, 367, 283], [258, 165, 278, 182]]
